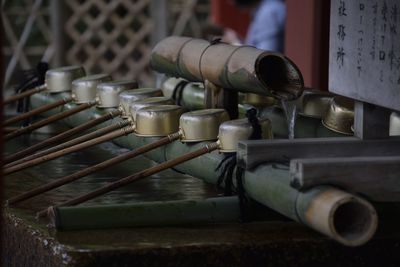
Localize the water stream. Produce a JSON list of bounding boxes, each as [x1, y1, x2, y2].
[[280, 99, 298, 139]]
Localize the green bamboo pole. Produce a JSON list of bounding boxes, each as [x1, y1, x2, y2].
[[50, 197, 240, 231]]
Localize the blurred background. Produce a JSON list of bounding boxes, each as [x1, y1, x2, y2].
[[2, 0, 330, 92]]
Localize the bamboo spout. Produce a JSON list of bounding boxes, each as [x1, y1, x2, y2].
[[150, 36, 304, 100], [4, 97, 73, 126], [4, 85, 47, 105], [4, 125, 135, 175], [296, 187, 378, 247], [4, 109, 122, 164]]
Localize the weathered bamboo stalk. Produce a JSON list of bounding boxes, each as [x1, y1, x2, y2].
[[36, 142, 219, 217], [5, 101, 97, 141], [7, 133, 180, 205], [4, 125, 135, 175], [244, 165, 378, 246], [4, 97, 73, 126], [150, 36, 304, 99], [5, 120, 130, 168], [49, 197, 240, 231], [4, 85, 46, 105], [4, 110, 122, 164]]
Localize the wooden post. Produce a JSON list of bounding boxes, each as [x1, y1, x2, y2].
[[290, 156, 400, 201], [150, 0, 168, 46], [204, 80, 238, 119], [237, 137, 400, 169], [354, 101, 392, 139], [51, 0, 66, 66]]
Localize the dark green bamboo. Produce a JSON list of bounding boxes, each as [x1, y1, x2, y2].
[[50, 197, 240, 231]]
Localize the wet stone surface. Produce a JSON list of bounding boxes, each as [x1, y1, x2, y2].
[[3, 133, 400, 266]]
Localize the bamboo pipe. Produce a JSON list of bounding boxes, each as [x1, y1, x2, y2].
[[7, 132, 181, 205], [5, 101, 97, 141], [244, 165, 378, 247], [36, 142, 220, 217], [150, 36, 304, 100], [4, 109, 122, 164], [49, 197, 240, 231], [297, 187, 378, 247], [4, 84, 46, 105], [4, 97, 73, 126], [4, 120, 131, 169]]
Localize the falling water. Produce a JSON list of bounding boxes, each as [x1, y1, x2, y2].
[[280, 99, 297, 139]]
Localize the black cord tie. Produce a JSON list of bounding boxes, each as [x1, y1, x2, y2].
[[210, 38, 222, 45], [235, 166, 249, 222], [246, 108, 262, 140], [215, 108, 264, 222], [215, 152, 236, 196], [171, 80, 189, 106]]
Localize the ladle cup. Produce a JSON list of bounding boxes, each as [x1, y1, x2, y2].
[[4, 80, 138, 164], [5, 74, 111, 141], [4, 66, 85, 105], [4, 66, 86, 126]]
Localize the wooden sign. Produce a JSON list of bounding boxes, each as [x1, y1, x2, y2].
[[329, 0, 400, 111]]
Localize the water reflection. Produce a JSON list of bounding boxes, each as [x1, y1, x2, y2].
[[4, 134, 219, 213]]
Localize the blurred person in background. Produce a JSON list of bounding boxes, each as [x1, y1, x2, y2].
[[222, 0, 285, 52]]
